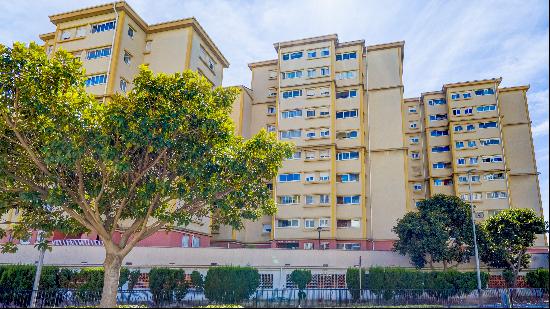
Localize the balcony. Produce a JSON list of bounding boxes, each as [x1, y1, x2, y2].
[[52, 239, 103, 246]]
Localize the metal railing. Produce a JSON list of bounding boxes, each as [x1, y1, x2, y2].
[[51, 239, 103, 246], [0, 288, 547, 308]]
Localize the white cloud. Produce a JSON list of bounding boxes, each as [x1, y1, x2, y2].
[[532, 120, 549, 137]]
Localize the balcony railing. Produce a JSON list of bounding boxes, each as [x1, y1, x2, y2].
[[52, 239, 103, 246]]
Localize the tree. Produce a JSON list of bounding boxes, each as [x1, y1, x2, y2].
[[290, 269, 312, 302], [345, 267, 367, 301], [190, 270, 204, 291], [478, 208, 546, 288], [392, 194, 474, 269], [0, 43, 292, 307]]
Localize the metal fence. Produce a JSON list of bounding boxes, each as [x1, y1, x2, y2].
[[0, 288, 547, 308]]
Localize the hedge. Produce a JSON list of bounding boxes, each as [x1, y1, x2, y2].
[[204, 266, 259, 303], [148, 268, 188, 304], [345, 267, 489, 300], [525, 268, 549, 291]]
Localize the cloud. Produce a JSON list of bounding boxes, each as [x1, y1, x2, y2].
[[532, 120, 549, 137]]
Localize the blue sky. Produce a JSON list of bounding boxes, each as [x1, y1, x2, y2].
[[1, 0, 548, 221]]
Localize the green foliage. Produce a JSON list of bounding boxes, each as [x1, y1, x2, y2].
[[191, 270, 205, 291], [0, 42, 292, 305], [119, 268, 130, 289], [367, 267, 488, 300], [525, 268, 549, 291], [502, 269, 515, 288], [478, 208, 546, 285], [148, 268, 188, 304], [204, 266, 260, 303], [127, 270, 141, 291], [392, 194, 475, 269], [346, 267, 367, 301], [290, 269, 312, 301]]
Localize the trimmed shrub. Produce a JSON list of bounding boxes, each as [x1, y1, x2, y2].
[[290, 269, 312, 301], [204, 266, 259, 303], [526, 268, 549, 291], [148, 268, 188, 305], [191, 270, 204, 291], [345, 267, 367, 301]]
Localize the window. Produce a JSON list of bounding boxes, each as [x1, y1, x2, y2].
[[307, 50, 317, 58], [337, 243, 360, 250], [191, 235, 201, 248], [127, 25, 135, 38], [485, 173, 505, 181], [268, 70, 277, 79], [282, 51, 303, 60], [267, 125, 276, 132], [61, 30, 72, 40], [280, 130, 301, 139], [320, 48, 330, 57], [336, 89, 358, 99], [454, 125, 464, 132], [336, 110, 358, 119], [305, 219, 315, 228], [410, 137, 419, 144], [480, 138, 500, 146], [304, 242, 314, 250], [307, 69, 316, 78], [320, 129, 330, 138], [413, 183, 422, 191], [486, 191, 507, 199], [305, 151, 316, 160], [482, 155, 503, 163], [320, 195, 330, 204], [451, 93, 460, 100], [477, 105, 497, 112], [281, 70, 303, 79], [306, 88, 316, 97], [464, 108, 473, 115], [278, 173, 301, 182], [431, 130, 449, 137], [463, 92, 472, 99], [457, 158, 466, 165], [431, 145, 450, 153], [267, 88, 277, 98], [469, 157, 478, 165], [267, 106, 276, 115], [91, 20, 116, 33], [86, 47, 112, 60], [319, 109, 330, 116], [468, 140, 477, 148], [458, 176, 468, 183], [428, 99, 446, 105], [278, 195, 300, 204], [123, 51, 132, 65], [336, 51, 357, 61], [282, 89, 302, 99], [76, 26, 87, 37], [410, 122, 418, 129], [145, 41, 152, 52], [452, 109, 461, 116], [305, 174, 315, 182], [471, 175, 481, 182], [411, 152, 420, 159], [319, 150, 330, 158], [305, 195, 314, 204], [335, 71, 357, 80], [262, 224, 272, 233], [475, 88, 495, 96], [336, 151, 359, 160], [455, 141, 464, 149], [306, 131, 316, 138], [277, 219, 299, 228], [320, 67, 330, 76], [433, 162, 450, 169], [281, 109, 302, 118], [182, 235, 189, 248], [338, 173, 359, 182], [306, 110, 316, 118], [85, 74, 107, 87], [337, 220, 352, 228], [408, 106, 417, 113], [434, 179, 453, 186], [320, 88, 330, 96], [319, 218, 330, 228], [429, 114, 447, 121], [337, 195, 360, 205], [319, 172, 330, 181], [336, 131, 358, 139], [287, 151, 301, 160], [119, 79, 127, 92]]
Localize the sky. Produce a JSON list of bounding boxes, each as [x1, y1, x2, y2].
[[0, 0, 548, 222]]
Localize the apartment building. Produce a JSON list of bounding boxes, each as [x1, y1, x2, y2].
[[215, 36, 546, 250], [2, 1, 230, 248]]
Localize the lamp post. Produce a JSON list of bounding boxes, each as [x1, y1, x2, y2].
[[316, 226, 323, 250], [30, 231, 46, 308], [467, 169, 482, 296]]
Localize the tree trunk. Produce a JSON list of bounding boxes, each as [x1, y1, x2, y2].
[[99, 251, 124, 308]]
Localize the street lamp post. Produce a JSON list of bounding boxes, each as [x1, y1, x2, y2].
[[467, 169, 482, 296], [316, 227, 322, 250], [30, 231, 46, 308]]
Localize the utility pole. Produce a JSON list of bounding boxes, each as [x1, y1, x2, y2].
[[30, 232, 46, 308], [358, 256, 362, 301], [467, 169, 482, 298]]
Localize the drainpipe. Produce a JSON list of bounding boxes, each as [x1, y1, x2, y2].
[[103, 2, 119, 101]]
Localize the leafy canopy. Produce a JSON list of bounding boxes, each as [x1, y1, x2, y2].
[[0, 42, 293, 256], [392, 194, 475, 269]]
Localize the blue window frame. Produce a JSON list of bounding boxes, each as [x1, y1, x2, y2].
[[455, 141, 464, 149], [432, 146, 450, 153], [336, 52, 357, 61], [457, 158, 466, 165], [86, 47, 112, 60], [479, 121, 498, 129], [307, 50, 317, 58], [278, 173, 301, 182], [468, 140, 477, 147], [336, 151, 359, 160], [85, 74, 107, 87], [282, 89, 302, 99], [467, 124, 476, 131], [320, 48, 330, 57], [336, 110, 358, 119], [428, 99, 446, 105], [451, 93, 460, 100], [91, 21, 116, 33], [463, 92, 472, 99], [431, 130, 449, 137]]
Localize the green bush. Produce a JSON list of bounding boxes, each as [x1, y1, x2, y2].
[[148, 268, 188, 304], [525, 268, 549, 291], [346, 268, 367, 301], [191, 270, 204, 291], [204, 266, 259, 303], [290, 269, 312, 301]]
